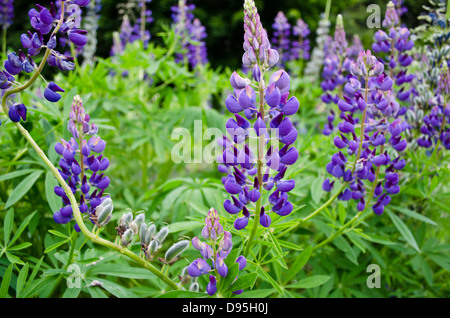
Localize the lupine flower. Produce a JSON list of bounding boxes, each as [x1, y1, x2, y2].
[[188, 208, 247, 296], [321, 14, 357, 135], [372, 1, 414, 108], [0, 0, 14, 30], [291, 18, 311, 61], [271, 11, 291, 65], [171, 0, 208, 69], [110, 1, 152, 56], [82, 0, 102, 66], [324, 50, 408, 215], [221, 0, 298, 231], [417, 64, 450, 150], [53, 95, 110, 231], [304, 13, 331, 81]]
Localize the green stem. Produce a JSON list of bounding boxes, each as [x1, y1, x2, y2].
[[64, 230, 78, 270], [243, 72, 266, 258]]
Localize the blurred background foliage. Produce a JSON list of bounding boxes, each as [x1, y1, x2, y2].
[[7, 0, 425, 69]]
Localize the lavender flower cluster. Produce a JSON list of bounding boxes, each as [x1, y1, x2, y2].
[[53, 95, 110, 231], [323, 50, 408, 215], [219, 0, 299, 230], [188, 208, 247, 296]]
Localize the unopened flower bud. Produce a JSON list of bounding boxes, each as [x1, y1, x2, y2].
[[165, 240, 190, 263], [155, 227, 169, 247]]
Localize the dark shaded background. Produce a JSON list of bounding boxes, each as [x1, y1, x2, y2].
[[7, 0, 426, 69]]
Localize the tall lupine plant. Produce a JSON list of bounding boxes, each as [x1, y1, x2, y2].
[[271, 11, 291, 65], [0, 0, 13, 55], [323, 50, 408, 219], [171, 0, 208, 69], [372, 1, 414, 112], [291, 18, 311, 62], [221, 0, 299, 257], [321, 14, 355, 136], [0, 0, 182, 291]]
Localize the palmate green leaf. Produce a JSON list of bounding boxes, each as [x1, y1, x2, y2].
[[387, 210, 420, 253], [5, 251, 24, 265], [7, 242, 32, 251], [286, 275, 331, 289], [218, 263, 240, 293], [4, 171, 43, 209]]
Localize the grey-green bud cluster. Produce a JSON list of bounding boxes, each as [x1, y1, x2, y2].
[[117, 211, 146, 247], [144, 226, 169, 260], [93, 198, 113, 227]]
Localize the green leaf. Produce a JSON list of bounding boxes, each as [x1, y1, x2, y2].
[[257, 266, 284, 295], [0, 169, 39, 182], [225, 273, 258, 293], [168, 221, 203, 233], [311, 177, 324, 204], [16, 263, 29, 298], [3, 208, 14, 246], [8, 242, 32, 251], [234, 288, 275, 298], [268, 231, 288, 269], [44, 239, 70, 254], [48, 230, 70, 239], [5, 171, 43, 209], [5, 251, 24, 265], [285, 246, 312, 283], [8, 211, 37, 247], [0, 263, 13, 297], [387, 210, 420, 252], [389, 206, 437, 226], [287, 275, 331, 289], [219, 263, 239, 292], [45, 171, 61, 213], [157, 290, 206, 298]]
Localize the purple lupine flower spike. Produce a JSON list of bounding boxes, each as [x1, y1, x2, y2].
[[271, 11, 291, 65], [291, 18, 311, 61], [53, 96, 110, 231], [220, 0, 298, 235], [188, 208, 247, 296], [324, 50, 408, 215]]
